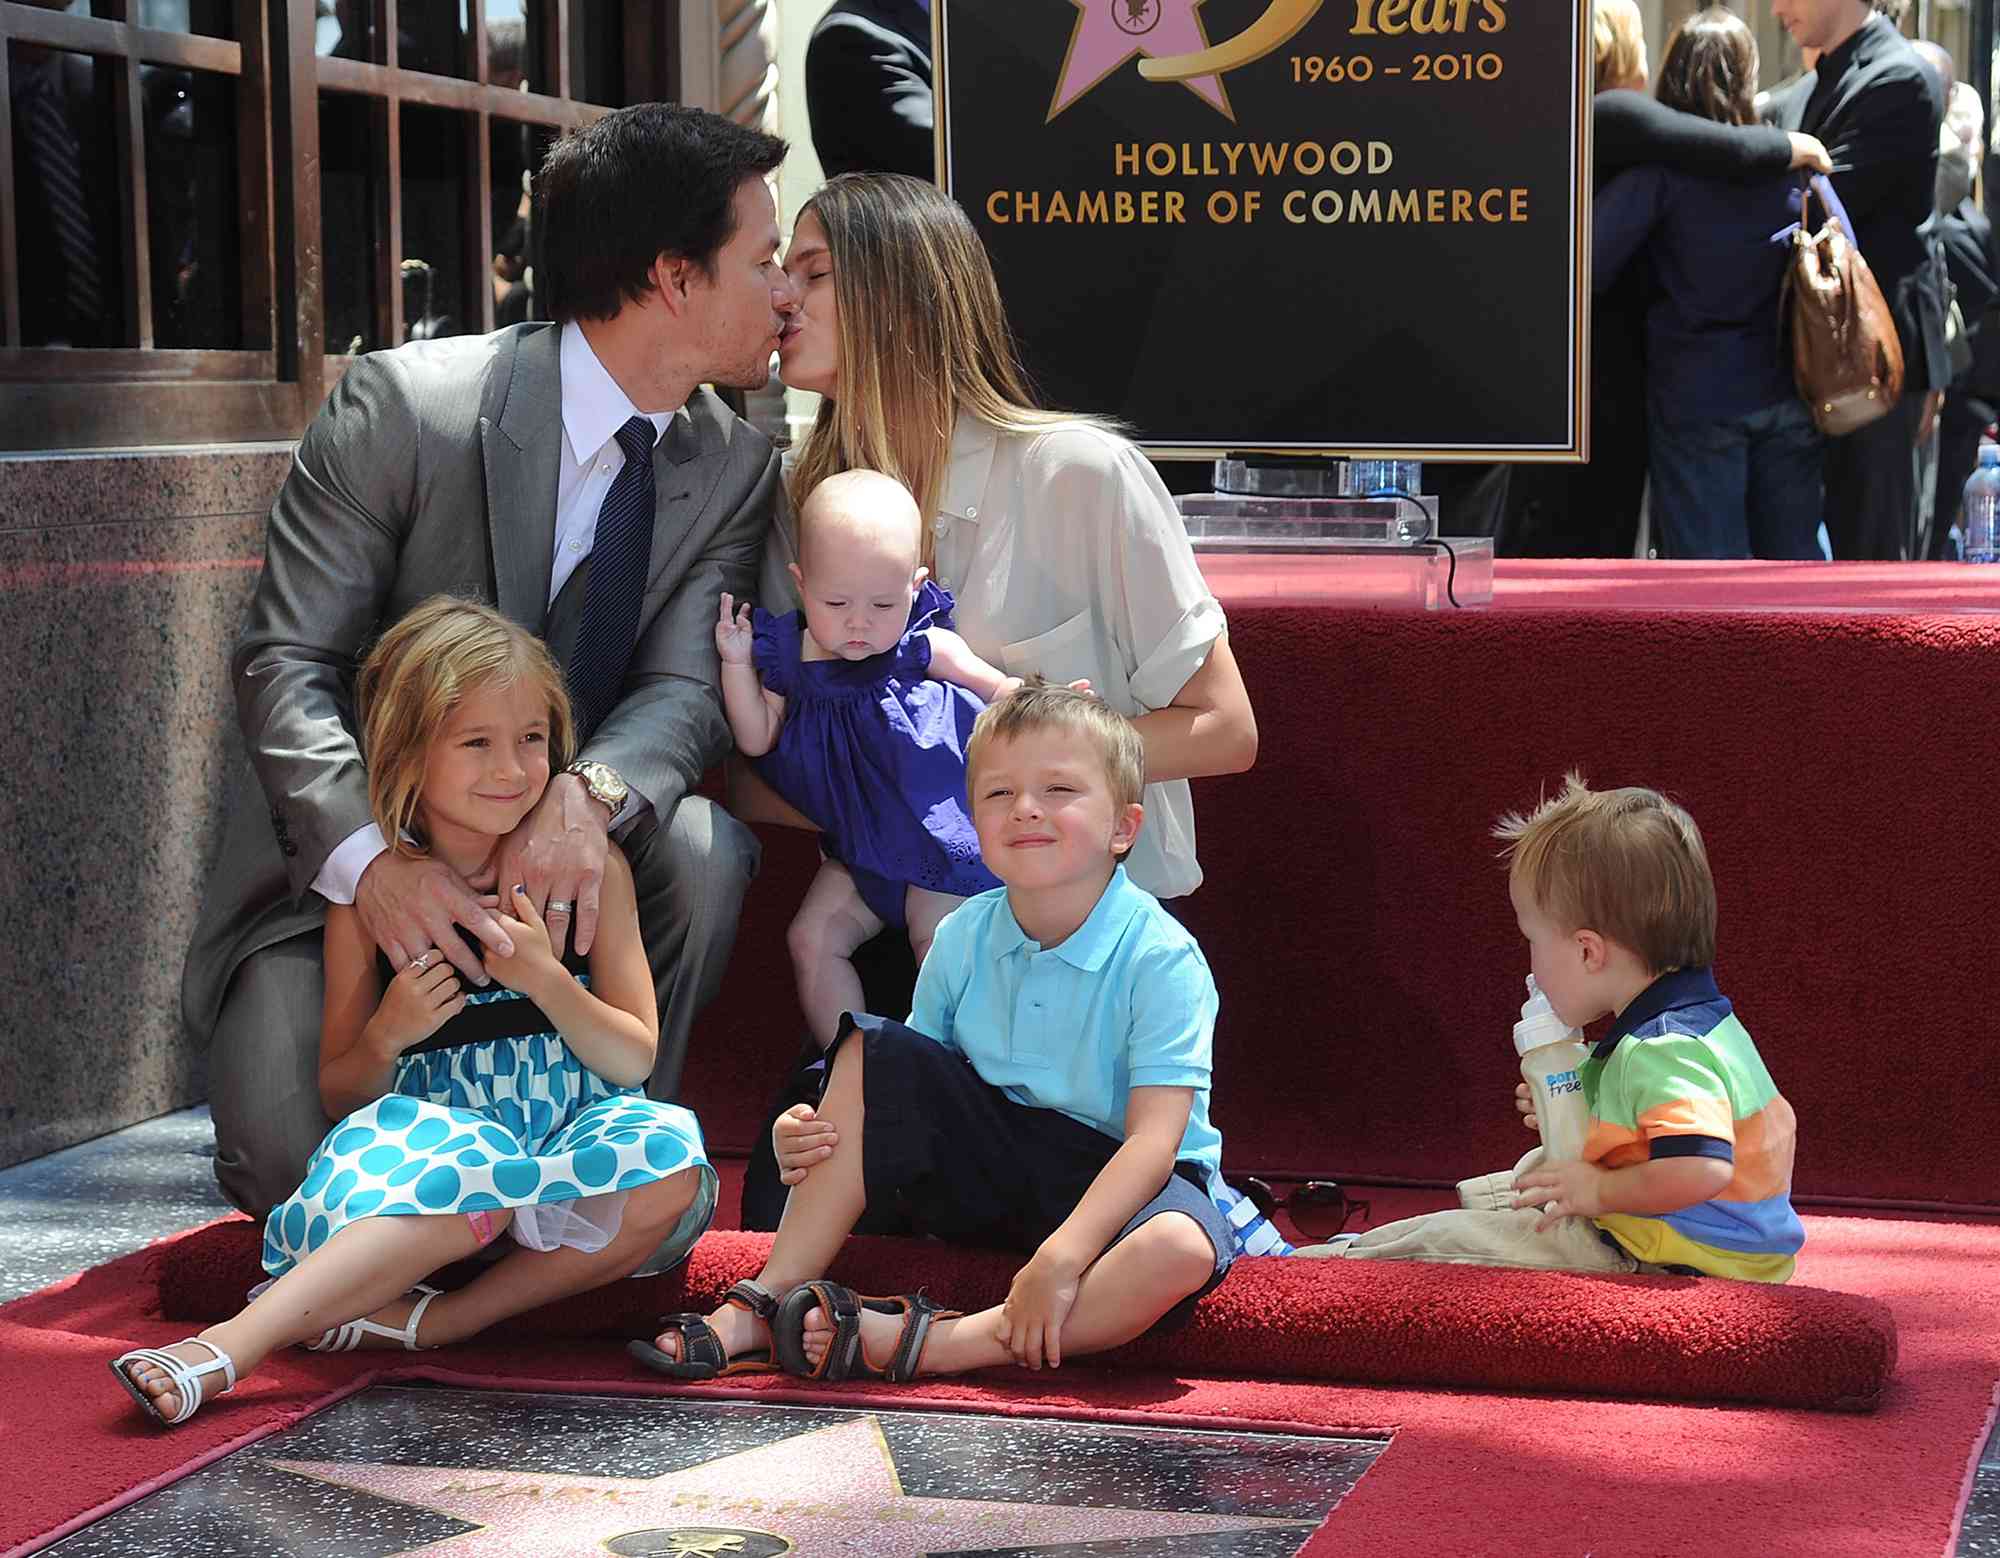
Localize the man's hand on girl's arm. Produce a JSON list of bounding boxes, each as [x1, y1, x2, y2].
[[487, 774, 609, 961], [356, 850, 511, 985]]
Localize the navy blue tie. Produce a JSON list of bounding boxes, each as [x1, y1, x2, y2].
[[568, 416, 658, 739]]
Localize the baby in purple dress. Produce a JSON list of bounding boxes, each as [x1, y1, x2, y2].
[[717, 470, 1022, 1047]]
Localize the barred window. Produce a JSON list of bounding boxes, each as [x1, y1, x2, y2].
[[0, 1, 697, 449]]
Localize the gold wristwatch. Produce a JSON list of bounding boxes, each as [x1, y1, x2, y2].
[[565, 760, 629, 819]]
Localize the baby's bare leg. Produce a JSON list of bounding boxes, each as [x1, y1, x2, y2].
[[787, 860, 885, 1048], [904, 887, 968, 967]]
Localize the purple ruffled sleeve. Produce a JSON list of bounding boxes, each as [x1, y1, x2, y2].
[[750, 606, 803, 698]]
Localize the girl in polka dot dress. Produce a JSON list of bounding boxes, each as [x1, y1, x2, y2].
[[112, 598, 717, 1428]]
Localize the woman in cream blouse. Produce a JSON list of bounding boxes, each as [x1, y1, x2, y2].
[[759, 172, 1258, 899]]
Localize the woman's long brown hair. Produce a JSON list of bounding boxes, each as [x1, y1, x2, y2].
[[788, 173, 1107, 567], [1655, 7, 1759, 126]]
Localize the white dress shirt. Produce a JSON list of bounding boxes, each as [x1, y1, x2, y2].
[[313, 323, 674, 904]]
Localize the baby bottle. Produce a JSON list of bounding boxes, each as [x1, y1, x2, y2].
[[1515, 976, 1591, 1163]]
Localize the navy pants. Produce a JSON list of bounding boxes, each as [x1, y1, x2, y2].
[[1648, 399, 1825, 560]]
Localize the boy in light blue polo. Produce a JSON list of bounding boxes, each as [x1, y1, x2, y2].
[[632, 682, 1236, 1385]]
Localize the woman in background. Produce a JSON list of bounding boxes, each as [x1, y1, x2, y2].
[[1594, 8, 1825, 559], [1505, 0, 1829, 557]]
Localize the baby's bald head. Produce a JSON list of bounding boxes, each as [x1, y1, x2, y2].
[[798, 469, 922, 575]]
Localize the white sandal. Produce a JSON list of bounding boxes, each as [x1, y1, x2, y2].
[[109, 1337, 238, 1427], [304, 1284, 442, 1353]]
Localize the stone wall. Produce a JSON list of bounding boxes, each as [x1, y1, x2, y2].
[[0, 447, 289, 1168]]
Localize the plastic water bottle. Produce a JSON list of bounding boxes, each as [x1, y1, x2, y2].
[[1962, 441, 2000, 563], [1515, 976, 1591, 1163]]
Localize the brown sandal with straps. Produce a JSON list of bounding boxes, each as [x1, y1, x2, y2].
[[772, 1279, 961, 1383], [628, 1278, 783, 1379]]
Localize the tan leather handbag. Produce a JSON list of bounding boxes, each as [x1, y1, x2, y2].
[[1787, 178, 1904, 437]]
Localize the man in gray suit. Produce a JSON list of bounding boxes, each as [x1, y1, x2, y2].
[[183, 104, 797, 1217]]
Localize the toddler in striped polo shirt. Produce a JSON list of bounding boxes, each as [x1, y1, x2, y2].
[[1301, 774, 1803, 1281]]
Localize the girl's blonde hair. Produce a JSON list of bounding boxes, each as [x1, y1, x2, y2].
[[1594, 0, 1649, 92], [788, 172, 1108, 568], [356, 596, 574, 855], [1493, 772, 1717, 974]]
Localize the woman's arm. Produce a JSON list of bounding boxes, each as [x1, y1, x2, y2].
[[1128, 634, 1257, 782], [1595, 89, 1801, 183], [487, 854, 658, 1089], [725, 759, 822, 830], [923, 626, 1023, 702], [1593, 166, 1670, 294], [1030, 430, 1258, 783], [317, 903, 464, 1117]]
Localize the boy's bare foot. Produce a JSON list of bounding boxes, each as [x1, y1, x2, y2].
[[632, 1279, 786, 1379], [798, 1300, 930, 1374], [117, 1335, 231, 1420], [648, 1301, 767, 1364], [782, 1286, 964, 1381]]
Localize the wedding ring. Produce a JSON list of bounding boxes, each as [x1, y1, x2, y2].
[[546, 899, 575, 915], [407, 951, 433, 974]]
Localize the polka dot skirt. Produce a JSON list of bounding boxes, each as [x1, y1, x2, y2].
[[262, 1021, 710, 1278]]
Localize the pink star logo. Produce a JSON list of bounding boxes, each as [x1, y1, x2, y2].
[[269, 1417, 1315, 1555], [1050, 0, 1233, 121]]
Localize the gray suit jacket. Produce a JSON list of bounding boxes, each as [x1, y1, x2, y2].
[[182, 321, 780, 1039]]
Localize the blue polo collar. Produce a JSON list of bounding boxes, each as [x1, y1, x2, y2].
[[1596, 966, 1723, 1058], [992, 865, 1141, 970]]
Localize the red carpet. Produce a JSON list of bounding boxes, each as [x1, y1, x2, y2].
[[1, 1208, 1993, 1557], [151, 1220, 1896, 1412]]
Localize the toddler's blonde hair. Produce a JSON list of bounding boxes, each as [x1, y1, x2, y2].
[[967, 680, 1146, 815], [357, 595, 574, 855], [1494, 773, 1715, 972]]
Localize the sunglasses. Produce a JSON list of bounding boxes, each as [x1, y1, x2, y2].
[[1241, 1177, 1372, 1240]]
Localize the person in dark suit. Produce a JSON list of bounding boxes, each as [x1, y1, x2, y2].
[[1766, 0, 1943, 558], [181, 105, 796, 1221], [805, 0, 934, 180]]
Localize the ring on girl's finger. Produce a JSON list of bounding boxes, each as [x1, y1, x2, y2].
[[546, 899, 574, 915]]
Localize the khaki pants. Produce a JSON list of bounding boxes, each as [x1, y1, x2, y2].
[[1296, 1148, 1641, 1274]]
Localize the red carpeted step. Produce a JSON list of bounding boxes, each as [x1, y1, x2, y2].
[[154, 1221, 1895, 1412]]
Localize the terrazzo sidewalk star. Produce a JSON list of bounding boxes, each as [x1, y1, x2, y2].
[[269, 1416, 1317, 1556]]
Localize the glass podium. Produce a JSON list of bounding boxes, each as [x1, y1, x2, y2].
[[1176, 458, 1493, 609]]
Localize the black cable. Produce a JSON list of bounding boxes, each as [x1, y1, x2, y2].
[[1365, 488, 1461, 609]]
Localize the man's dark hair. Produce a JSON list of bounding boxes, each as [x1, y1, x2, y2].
[[534, 103, 786, 323]]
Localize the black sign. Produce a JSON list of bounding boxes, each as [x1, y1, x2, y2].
[[936, 0, 1591, 459]]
